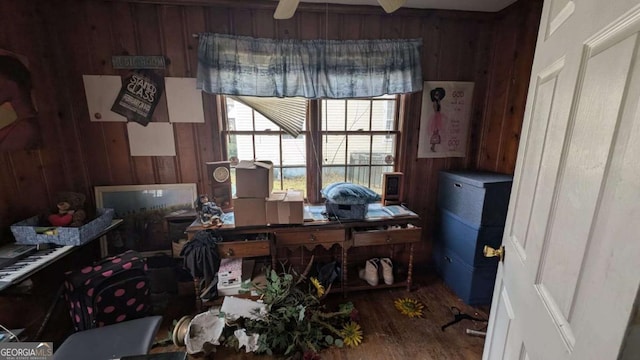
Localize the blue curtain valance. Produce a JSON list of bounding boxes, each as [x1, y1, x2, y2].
[[196, 33, 423, 99]]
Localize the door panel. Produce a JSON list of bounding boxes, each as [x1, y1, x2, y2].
[[538, 33, 637, 321], [484, 1, 640, 359], [509, 59, 563, 257]]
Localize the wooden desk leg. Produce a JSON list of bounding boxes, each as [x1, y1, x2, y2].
[[342, 245, 347, 298], [407, 243, 414, 292], [271, 242, 277, 271], [194, 277, 202, 312], [99, 235, 108, 258]]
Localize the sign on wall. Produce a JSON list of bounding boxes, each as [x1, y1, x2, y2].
[[111, 69, 164, 126], [417, 81, 474, 158]]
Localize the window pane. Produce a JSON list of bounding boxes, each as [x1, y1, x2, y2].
[[322, 166, 346, 190], [347, 135, 372, 166], [372, 134, 396, 159], [255, 135, 281, 165], [228, 99, 254, 131], [346, 165, 371, 187], [234, 134, 255, 160], [230, 168, 237, 196], [272, 167, 282, 189], [370, 165, 394, 194], [322, 99, 345, 131], [282, 134, 306, 166], [323, 135, 346, 165], [346, 100, 371, 131], [282, 167, 307, 198], [371, 99, 396, 131], [254, 112, 278, 131]]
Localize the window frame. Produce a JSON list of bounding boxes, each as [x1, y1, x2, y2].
[[220, 95, 402, 204]]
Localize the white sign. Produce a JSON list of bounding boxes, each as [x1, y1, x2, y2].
[[417, 81, 474, 158]]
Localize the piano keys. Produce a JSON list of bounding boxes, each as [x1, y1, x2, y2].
[[0, 245, 74, 291]]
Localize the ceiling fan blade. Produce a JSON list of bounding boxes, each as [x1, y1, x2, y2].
[[274, 0, 300, 19], [377, 0, 406, 13]]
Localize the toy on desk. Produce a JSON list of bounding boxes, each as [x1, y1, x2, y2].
[[194, 194, 223, 228], [47, 192, 87, 227]]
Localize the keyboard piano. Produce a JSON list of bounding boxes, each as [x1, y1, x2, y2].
[[0, 245, 74, 291]]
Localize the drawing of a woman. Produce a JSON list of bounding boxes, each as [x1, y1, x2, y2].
[[428, 87, 446, 152]]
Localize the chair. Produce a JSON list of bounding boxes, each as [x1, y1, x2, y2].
[[53, 316, 162, 360]]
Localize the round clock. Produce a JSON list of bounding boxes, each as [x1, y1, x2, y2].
[[212, 166, 230, 183]]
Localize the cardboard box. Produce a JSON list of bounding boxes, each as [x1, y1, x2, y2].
[[266, 190, 304, 225], [218, 258, 243, 287], [233, 197, 267, 227], [235, 160, 273, 198]]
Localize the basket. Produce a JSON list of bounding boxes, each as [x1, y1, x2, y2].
[[11, 208, 114, 246], [325, 201, 368, 220]]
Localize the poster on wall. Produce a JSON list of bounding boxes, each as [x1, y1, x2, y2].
[[417, 81, 474, 158], [111, 69, 164, 126], [0, 49, 41, 151]]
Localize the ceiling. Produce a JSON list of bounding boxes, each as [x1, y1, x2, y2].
[[294, 0, 518, 12]]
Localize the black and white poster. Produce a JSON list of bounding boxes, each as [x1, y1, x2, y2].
[[111, 69, 164, 126], [418, 81, 474, 158]]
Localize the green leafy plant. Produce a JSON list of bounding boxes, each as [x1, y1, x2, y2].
[[222, 261, 360, 359]]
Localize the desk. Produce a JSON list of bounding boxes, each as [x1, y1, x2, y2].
[[185, 209, 422, 296]]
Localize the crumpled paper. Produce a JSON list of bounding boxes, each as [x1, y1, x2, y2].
[[184, 310, 225, 354], [234, 328, 260, 353]]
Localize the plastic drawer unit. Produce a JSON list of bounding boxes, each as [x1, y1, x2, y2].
[[434, 170, 513, 305]]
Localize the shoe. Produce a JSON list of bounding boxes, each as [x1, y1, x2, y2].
[[380, 258, 394, 285], [358, 258, 380, 286]]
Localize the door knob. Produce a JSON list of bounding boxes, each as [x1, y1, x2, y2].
[[483, 245, 504, 262]]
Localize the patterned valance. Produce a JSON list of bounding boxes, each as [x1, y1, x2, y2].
[[197, 33, 423, 99]]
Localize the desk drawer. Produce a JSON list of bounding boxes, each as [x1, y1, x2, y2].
[[352, 226, 421, 247], [275, 229, 345, 247], [218, 240, 270, 258]]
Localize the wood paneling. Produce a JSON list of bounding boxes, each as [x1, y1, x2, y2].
[[0, 0, 541, 261], [0, 0, 541, 342]]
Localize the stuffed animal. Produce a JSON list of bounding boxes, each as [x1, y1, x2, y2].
[[48, 192, 87, 227]]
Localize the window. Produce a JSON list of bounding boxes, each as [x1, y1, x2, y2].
[[321, 96, 398, 195], [222, 95, 399, 200], [224, 98, 308, 197]]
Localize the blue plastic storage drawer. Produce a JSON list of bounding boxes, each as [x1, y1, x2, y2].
[[433, 242, 498, 305], [438, 171, 513, 227], [438, 209, 504, 267]]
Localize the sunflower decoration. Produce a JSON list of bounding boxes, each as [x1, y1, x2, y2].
[[341, 321, 363, 347], [310, 277, 325, 298], [394, 298, 425, 318]]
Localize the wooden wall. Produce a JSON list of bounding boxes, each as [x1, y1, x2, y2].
[[0, 0, 542, 261]]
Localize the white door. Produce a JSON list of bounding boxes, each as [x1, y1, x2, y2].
[[483, 0, 640, 359]]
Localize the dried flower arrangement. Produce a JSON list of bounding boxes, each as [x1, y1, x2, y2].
[[220, 258, 361, 359]]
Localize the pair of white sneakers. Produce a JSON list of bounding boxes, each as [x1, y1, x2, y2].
[[359, 258, 394, 286]]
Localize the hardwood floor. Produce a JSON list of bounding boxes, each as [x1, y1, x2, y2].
[[151, 273, 489, 359]]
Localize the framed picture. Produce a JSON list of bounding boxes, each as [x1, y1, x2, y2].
[[95, 183, 197, 256], [418, 81, 475, 158]]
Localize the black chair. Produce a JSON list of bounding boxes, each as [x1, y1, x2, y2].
[[53, 316, 163, 360]]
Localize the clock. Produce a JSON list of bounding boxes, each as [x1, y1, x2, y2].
[[213, 166, 230, 183], [205, 161, 232, 210]]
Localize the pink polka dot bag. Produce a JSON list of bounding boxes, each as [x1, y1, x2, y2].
[[63, 250, 151, 331]]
